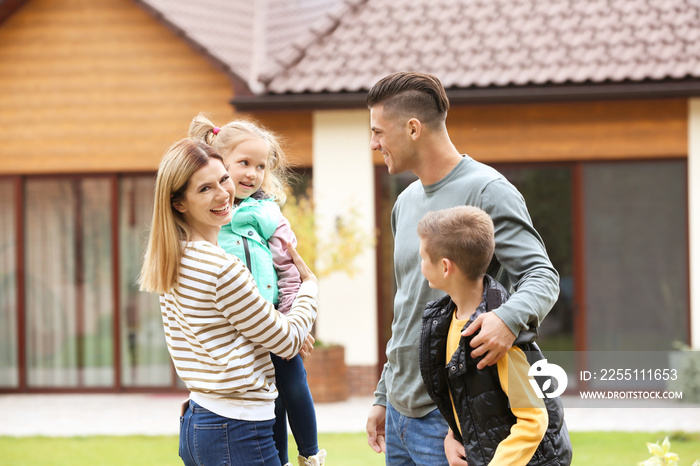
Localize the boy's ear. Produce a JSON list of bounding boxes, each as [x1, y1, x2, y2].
[[441, 258, 452, 278]]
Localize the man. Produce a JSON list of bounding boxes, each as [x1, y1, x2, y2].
[[365, 71, 560, 465]]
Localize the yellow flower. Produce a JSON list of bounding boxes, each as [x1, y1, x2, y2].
[[639, 437, 679, 466]]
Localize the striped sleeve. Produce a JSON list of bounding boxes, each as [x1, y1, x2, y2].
[[216, 257, 318, 359]]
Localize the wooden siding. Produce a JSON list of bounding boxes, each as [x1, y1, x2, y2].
[[244, 98, 688, 168], [0, 0, 236, 175], [446, 99, 688, 164], [241, 111, 313, 168], [368, 99, 689, 167]]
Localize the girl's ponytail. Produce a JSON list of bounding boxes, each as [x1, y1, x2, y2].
[[188, 112, 219, 146]]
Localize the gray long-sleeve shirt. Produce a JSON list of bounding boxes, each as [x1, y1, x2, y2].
[[375, 155, 560, 418]]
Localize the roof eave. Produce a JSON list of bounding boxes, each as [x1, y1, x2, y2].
[[0, 0, 27, 24], [232, 79, 700, 112], [232, 91, 368, 112]]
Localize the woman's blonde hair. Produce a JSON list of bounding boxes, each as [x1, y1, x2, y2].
[[188, 113, 292, 205], [139, 138, 224, 294]]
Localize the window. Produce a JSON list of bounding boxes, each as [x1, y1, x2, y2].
[[0, 179, 18, 388], [4, 174, 179, 391], [119, 176, 170, 387], [583, 161, 688, 350], [24, 178, 114, 387], [496, 165, 574, 353], [375, 159, 689, 364]]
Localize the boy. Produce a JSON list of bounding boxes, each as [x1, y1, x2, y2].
[[417, 206, 572, 465]]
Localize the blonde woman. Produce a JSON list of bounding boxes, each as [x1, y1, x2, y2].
[[139, 138, 318, 466]]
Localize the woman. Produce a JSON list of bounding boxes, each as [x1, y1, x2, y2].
[[139, 138, 318, 466]]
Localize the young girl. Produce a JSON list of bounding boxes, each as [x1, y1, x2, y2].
[[189, 114, 327, 466], [138, 138, 319, 466]]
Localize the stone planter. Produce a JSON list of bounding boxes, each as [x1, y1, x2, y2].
[[305, 344, 348, 403]]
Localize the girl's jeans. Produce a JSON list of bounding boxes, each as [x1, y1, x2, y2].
[[179, 400, 280, 466], [271, 353, 319, 464]]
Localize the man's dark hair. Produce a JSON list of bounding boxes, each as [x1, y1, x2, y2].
[[366, 72, 449, 128]]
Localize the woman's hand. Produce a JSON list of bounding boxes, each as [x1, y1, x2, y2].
[[287, 243, 317, 284]]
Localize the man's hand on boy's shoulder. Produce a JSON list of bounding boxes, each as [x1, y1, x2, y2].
[[462, 312, 516, 370]]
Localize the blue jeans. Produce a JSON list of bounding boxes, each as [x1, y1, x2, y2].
[[179, 400, 281, 466], [385, 402, 449, 466], [271, 353, 319, 464]]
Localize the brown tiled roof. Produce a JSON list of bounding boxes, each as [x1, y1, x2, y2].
[[143, 0, 255, 88], [262, 0, 700, 94], [137, 0, 344, 92]]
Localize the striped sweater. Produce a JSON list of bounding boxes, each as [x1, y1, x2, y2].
[[159, 241, 318, 421]]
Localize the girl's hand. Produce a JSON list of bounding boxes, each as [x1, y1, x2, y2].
[[287, 243, 317, 284], [299, 334, 315, 362]]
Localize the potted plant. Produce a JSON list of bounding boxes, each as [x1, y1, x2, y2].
[[304, 340, 348, 402]]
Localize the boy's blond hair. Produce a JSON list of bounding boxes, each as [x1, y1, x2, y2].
[[417, 205, 495, 281], [188, 113, 291, 205]]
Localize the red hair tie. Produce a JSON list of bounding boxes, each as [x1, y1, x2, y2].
[[212, 127, 220, 135]]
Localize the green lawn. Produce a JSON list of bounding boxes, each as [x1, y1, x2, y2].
[[0, 432, 698, 465]]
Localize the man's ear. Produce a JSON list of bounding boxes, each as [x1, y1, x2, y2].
[[407, 118, 422, 140]]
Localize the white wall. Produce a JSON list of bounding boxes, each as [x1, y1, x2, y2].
[[312, 109, 377, 366], [689, 98, 700, 349]]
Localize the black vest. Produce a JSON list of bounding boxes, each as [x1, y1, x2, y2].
[[419, 276, 572, 465]]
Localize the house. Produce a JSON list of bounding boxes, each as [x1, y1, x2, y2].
[[1, 0, 698, 394]]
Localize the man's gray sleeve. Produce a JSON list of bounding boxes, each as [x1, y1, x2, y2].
[[479, 179, 560, 334], [373, 363, 389, 407]]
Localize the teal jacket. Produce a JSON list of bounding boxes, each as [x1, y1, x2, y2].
[[218, 196, 281, 304]]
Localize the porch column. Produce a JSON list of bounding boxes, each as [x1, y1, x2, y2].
[[312, 109, 377, 367], [689, 98, 700, 348]]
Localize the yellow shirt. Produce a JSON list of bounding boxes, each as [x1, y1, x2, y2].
[[446, 312, 469, 434], [446, 310, 548, 466]]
